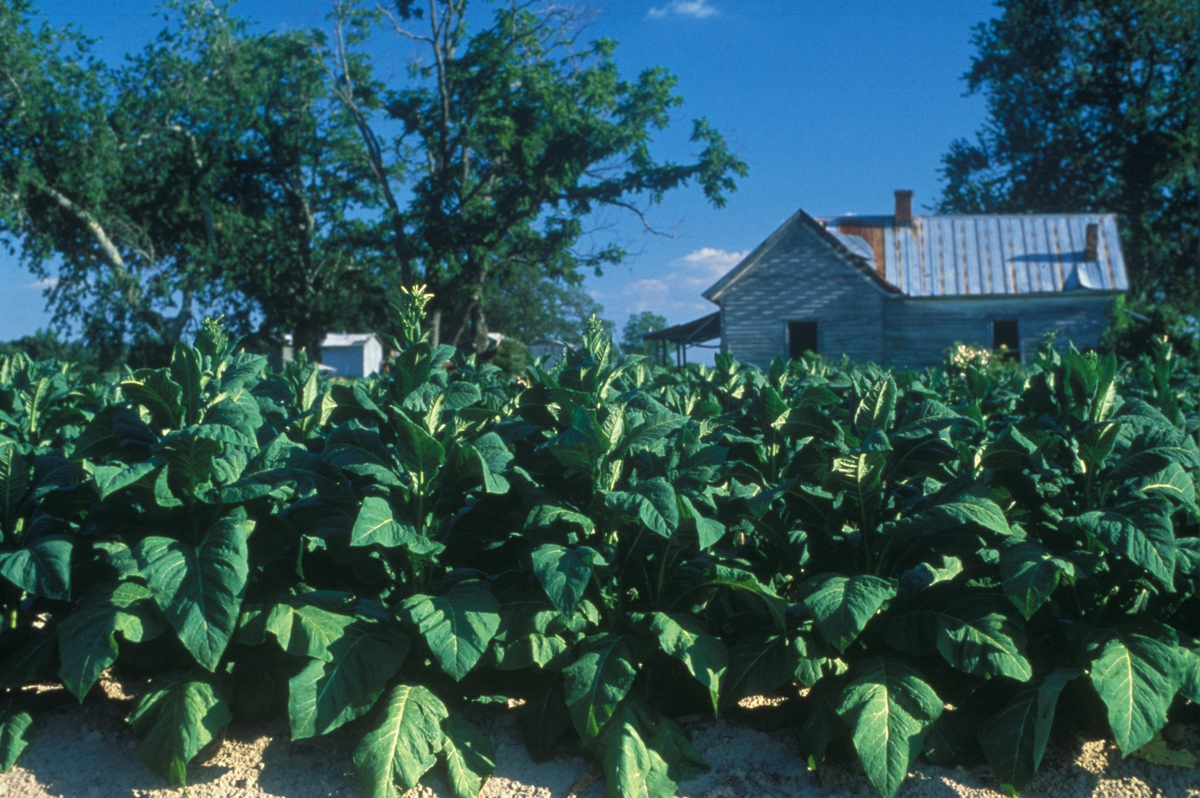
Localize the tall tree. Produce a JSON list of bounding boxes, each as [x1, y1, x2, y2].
[[328, 0, 747, 352], [0, 1, 395, 364], [938, 0, 1198, 307], [0, 0, 208, 365]]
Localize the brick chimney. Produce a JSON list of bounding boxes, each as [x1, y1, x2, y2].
[[1084, 223, 1098, 261], [894, 190, 914, 225]]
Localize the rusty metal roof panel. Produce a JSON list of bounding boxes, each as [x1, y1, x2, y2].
[[830, 213, 1127, 297]]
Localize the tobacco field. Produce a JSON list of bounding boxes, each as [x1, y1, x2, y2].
[[0, 308, 1197, 798]]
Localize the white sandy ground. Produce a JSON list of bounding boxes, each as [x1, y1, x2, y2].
[[2, 680, 1199, 798]]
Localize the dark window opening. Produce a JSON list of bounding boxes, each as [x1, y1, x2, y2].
[[789, 321, 818, 359], [993, 319, 1020, 360]]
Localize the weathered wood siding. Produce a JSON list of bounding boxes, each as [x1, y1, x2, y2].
[[718, 223, 887, 367], [882, 294, 1117, 367]]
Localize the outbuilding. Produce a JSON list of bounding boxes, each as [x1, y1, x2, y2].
[[274, 332, 385, 377]]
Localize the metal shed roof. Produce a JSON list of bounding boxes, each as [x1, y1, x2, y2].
[[827, 213, 1127, 297], [322, 332, 380, 348], [642, 312, 721, 345]]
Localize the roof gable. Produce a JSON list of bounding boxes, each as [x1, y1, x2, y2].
[[703, 209, 901, 303]]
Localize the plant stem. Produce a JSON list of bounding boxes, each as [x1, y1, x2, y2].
[[655, 539, 675, 605]]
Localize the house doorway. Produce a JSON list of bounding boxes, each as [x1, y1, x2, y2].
[[992, 319, 1019, 361], [788, 321, 819, 359]]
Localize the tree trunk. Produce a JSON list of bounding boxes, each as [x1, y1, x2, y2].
[[471, 300, 489, 355], [429, 308, 442, 347], [293, 323, 324, 364], [448, 298, 476, 348]]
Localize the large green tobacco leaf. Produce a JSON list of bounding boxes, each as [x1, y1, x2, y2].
[[597, 698, 708, 798], [722, 630, 794, 706], [353, 684, 448, 798], [121, 369, 183, 430], [351, 496, 418, 548], [632, 612, 727, 713], [979, 668, 1081, 792], [93, 461, 156, 500], [1138, 462, 1200, 520], [883, 496, 1010, 539], [393, 412, 446, 486], [0, 444, 28, 536], [1109, 426, 1200, 482], [979, 426, 1037, 471], [134, 514, 252, 671], [824, 453, 884, 529], [442, 717, 496, 798], [492, 631, 570, 671], [1000, 541, 1068, 620], [323, 421, 390, 471], [1077, 422, 1120, 473], [887, 592, 1032, 681], [854, 375, 896, 436], [619, 404, 688, 456], [1089, 633, 1186, 755], [58, 582, 167, 700], [0, 536, 72, 600], [447, 434, 511, 495], [161, 433, 223, 497], [400, 582, 501, 681], [677, 495, 724, 550], [1072, 500, 1176, 590], [288, 622, 408, 740], [564, 633, 640, 741], [803, 574, 896, 653], [836, 656, 943, 798], [531, 544, 597, 615], [245, 602, 356, 662], [0, 709, 32, 773], [892, 400, 968, 439], [543, 408, 606, 476], [667, 561, 786, 631], [126, 672, 232, 786], [170, 342, 206, 427], [525, 504, 595, 536], [604, 478, 679, 538]]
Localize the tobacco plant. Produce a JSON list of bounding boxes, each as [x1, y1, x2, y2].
[[0, 312, 1196, 798]]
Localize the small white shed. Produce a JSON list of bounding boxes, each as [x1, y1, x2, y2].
[[319, 333, 384, 378], [526, 339, 570, 366]]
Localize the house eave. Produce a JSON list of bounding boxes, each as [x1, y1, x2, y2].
[[703, 209, 902, 303]]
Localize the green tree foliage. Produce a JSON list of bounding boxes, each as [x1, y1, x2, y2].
[[621, 311, 668, 360], [0, 1, 396, 365], [139, 10, 396, 361], [937, 0, 1198, 308], [0, 329, 95, 371], [329, 0, 747, 351], [1, 0, 743, 368]]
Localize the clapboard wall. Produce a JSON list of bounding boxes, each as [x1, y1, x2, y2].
[[718, 223, 889, 367], [881, 294, 1117, 367]]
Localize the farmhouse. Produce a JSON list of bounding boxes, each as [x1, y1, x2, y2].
[[648, 191, 1128, 367]]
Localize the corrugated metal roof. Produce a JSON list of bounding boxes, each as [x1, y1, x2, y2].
[[322, 332, 379, 348], [826, 213, 1127, 297], [828, 231, 876, 262]]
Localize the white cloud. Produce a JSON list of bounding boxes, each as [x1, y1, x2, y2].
[[24, 278, 57, 290], [648, 0, 718, 19], [589, 247, 746, 326]]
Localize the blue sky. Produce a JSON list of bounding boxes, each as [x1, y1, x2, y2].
[[0, 0, 999, 347]]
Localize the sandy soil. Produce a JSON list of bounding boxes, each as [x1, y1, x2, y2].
[[2, 680, 1199, 798]]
